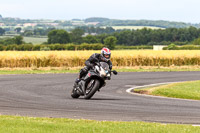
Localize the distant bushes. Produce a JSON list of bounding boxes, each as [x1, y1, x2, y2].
[[78, 43, 104, 50], [163, 44, 200, 50], [0, 43, 155, 51], [0, 43, 105, 51]]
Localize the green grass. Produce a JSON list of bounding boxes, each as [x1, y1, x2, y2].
[[0, 115, 199, 133], [134, 81, 200, 100], [1, 67, 200, 75]]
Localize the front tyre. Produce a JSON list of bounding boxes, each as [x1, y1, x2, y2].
[[84, 79, 100, 99]]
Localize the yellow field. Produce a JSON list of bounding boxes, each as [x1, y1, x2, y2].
[[0, 50, 200, 68]]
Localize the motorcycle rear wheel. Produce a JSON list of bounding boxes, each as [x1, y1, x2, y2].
[[71, 85, 80, 98]]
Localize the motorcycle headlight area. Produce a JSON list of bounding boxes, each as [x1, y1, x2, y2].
[[105, 70, 111, 77], [99, 69, 106, 77]]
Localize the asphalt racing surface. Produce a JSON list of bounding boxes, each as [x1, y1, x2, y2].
[[0, 72, 200, 124]]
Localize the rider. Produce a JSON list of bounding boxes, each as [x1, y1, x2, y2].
[[75, 47, 112, 84]]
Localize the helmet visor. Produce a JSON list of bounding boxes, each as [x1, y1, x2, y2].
[[104, 54, 111, 59]]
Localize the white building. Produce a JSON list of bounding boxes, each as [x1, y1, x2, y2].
[[153, 45, 167, 50]]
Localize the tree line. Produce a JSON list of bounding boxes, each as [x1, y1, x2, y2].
[[47, 29, 117, 49], [112, 27, 200, 45], [47, 27, 200, 46]]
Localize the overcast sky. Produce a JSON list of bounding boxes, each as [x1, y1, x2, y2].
[[0, 0, 199, 23]]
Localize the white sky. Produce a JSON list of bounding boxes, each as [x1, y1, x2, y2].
[[0, 0, 199, 23]]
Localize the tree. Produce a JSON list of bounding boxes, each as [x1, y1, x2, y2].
[[0, 28, 5, 36], [33, 28, 45, 36], [0, 44, 4, 51], [15, 27, 22, 33], [167, 43, 177, 50], [14, 36, 23, 45], [114, 30, 132, 45], [96, 33, 109, 44], [48, 29, 71, 44], [193, 37, 200, 45], [70, 28, 84, 44], [105, 27, 115, 34], [46, 28, 56, 35], [23, 30, 33, 36], [1, 38, 15, 45], [83, 35, 98, 44], [104, 36, 117, 50]]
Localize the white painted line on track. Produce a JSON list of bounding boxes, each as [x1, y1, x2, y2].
[[126, 81, 200, 102], [192, 125, 200, 127], [126, 81, 182, 94]]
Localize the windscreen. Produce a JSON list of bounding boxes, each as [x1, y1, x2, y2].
[[100, 62, 110, 71]]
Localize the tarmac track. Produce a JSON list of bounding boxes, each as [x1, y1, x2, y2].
[[0, 72, 200, 124]]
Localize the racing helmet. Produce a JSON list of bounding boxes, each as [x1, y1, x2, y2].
[[101, 47, 111, 61]]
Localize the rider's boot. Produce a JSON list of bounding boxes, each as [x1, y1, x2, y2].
[[75, 67, 88, 85]]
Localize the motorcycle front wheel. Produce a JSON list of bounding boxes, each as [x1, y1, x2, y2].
[[84, 79, 100, 99]]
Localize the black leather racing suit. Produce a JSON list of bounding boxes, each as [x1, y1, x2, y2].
[[79, 53, 112, 79]]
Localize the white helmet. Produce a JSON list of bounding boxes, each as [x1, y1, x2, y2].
[[101, 47, 111, 61]]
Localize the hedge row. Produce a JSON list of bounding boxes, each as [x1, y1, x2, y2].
[[115, 45, 153, 50], [0, 43, 105, 51], [0, 43, 154, 51], [163, 44, 200, 50]]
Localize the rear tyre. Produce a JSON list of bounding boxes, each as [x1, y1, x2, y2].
[[84, 79, 100, 99]]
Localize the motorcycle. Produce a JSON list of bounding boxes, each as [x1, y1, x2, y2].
[[71, 61, 118, 99]]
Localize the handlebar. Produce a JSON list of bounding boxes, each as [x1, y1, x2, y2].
[[111, 70, 118, 75]]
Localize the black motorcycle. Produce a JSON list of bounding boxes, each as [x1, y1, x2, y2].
[[71, 61, 118, 99]]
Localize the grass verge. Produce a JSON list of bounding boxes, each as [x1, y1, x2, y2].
[[134, 80, 200, 100], [0, 115, 200, 133], [1, 66, 200, 75]]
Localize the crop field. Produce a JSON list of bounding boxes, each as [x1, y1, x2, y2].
[[23, 37, 48, 44], [0, 36, 48, 44], [0, 50, 200, 68]]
